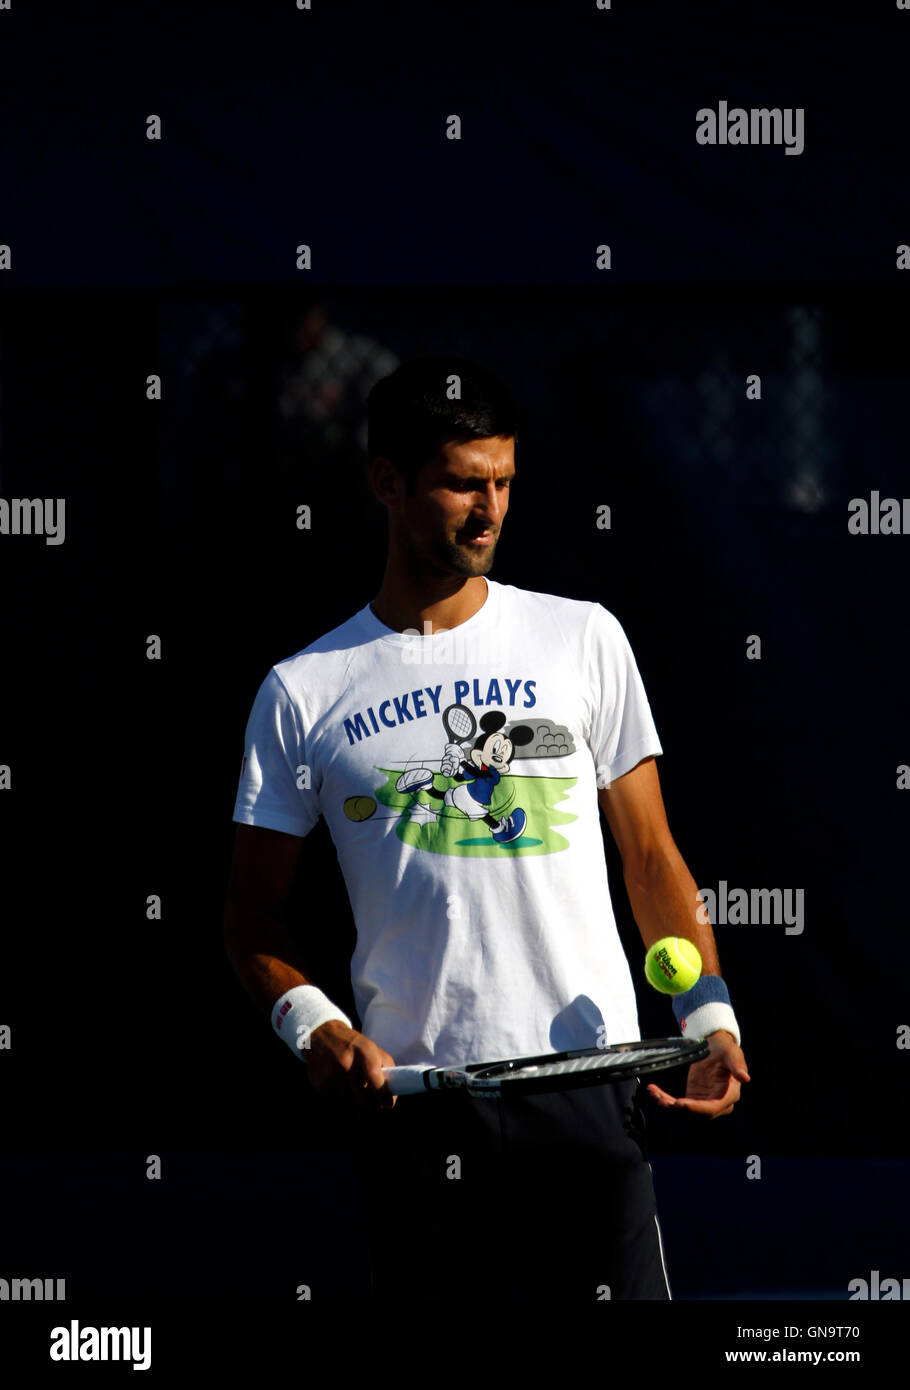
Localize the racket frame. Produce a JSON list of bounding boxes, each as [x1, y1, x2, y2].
[[386, 1036, 709, 1099], [441, 702, 477, 746]]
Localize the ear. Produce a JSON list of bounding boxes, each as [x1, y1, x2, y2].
[[478, 710, 507, 735], [508, 725, 535, 747]]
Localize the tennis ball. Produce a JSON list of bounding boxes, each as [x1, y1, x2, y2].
[[644, 937, 702, 995], [343, 795, 377, 822]]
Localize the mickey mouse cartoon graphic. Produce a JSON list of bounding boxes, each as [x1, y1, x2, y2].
[[395, 709, 534, 843]]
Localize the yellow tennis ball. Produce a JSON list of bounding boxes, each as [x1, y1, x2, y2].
[[645, 937, 702, 995], [343, 795, 377, 822]]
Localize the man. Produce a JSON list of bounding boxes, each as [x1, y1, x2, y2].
[[223, 355, 750, 1302]]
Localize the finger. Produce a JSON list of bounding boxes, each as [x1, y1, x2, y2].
[[346, 1057, 379, 1107], [375, 1081, 397, 1109], [351, 1077, 391, 1110], [648, 1079, 736, 1114], [646, 1084, 680, 1107], [725, 1050, 750, 1082], [378, 1053, 399, 1104], [687, 1084, 741, 1109], [668, 1096, 736, 1116], [357, 1057, 398, 1110], [647, 1080, 739, 1111]]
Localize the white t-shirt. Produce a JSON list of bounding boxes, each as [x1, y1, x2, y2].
[[232, 577, 663, 1067]]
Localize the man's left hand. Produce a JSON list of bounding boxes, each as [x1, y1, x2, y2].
[[646, 1030, 750, 1118]]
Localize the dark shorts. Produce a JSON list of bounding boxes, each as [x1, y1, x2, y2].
[[350, 1078, 671, 1302]]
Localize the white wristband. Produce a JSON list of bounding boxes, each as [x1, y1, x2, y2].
[[271, 985, 353, 1061], [679, 1001, 741, 1048], [672, 975, 741, 1048]]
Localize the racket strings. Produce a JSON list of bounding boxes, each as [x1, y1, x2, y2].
[[479, 1046, 673, 1083], [444, 706, 475, 740]]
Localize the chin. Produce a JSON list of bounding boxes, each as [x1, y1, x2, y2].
[[426, 536, 497, 577], [456, 547, 495, 575]]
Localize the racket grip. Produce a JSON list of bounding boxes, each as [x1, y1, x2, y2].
[[382, 1065, 432, 1096]]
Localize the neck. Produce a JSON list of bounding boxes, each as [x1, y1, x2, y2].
[[370, 570, 489, 635]]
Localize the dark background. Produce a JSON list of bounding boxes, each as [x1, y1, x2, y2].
[[1, 0, 909, 1306]]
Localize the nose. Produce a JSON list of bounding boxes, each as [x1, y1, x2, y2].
[[474, 482, 504, 528]]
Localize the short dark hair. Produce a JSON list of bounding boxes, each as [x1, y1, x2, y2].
[[366, 355, 517, 492]]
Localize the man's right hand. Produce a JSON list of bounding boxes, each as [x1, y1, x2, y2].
[[305, 1020, 398, 1109]]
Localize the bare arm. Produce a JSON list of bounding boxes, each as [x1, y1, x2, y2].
[[597, 757, 721, 974], [223, 823, 397, 1107], [598, 756, 750, 1117], [223, 821, 316, 1012]]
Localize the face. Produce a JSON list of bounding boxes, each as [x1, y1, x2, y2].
[[469, 728, 514, 773], [385, 435, 515, 579]]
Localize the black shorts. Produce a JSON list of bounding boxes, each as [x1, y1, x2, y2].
[[350, 1078, 671, 1302]]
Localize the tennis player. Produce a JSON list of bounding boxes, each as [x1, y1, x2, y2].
[[224, 355, 750, 1301]]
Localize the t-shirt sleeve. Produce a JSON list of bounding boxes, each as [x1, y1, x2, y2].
[[583, 604, 663, 786], [232, 668, 321, 838]]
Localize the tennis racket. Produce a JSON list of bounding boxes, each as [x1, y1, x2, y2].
[[382, 1036, 708, 1099], [442, 702, 477, 746]]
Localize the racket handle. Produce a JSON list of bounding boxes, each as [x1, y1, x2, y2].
[[382, 1065, 432, 1096]]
